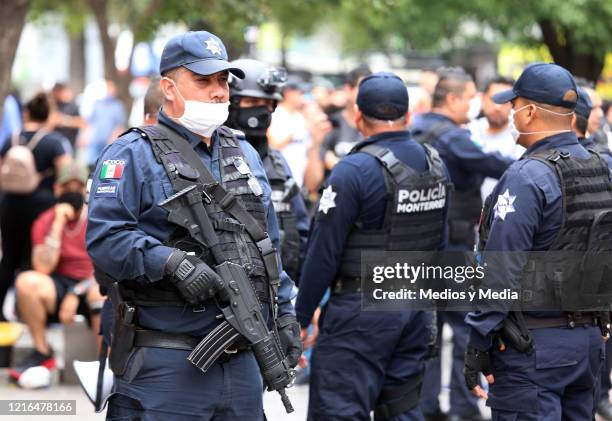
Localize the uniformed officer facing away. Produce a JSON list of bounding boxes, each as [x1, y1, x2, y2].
[[296, 72, 451, 420], [226, 58, 310, 286], [411, 68, 513, 421], [464, 63, 612, 420], [86, 31, 300, 420]]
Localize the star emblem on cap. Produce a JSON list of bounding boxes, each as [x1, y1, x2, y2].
[[205, 38, 222, 55]]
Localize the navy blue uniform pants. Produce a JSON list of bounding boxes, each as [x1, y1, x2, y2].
[[105, 347, 263, 421], [487, 326, 603, 420], [420, 310, 480, 417], [599, 338, 612, 402], [307, 294, 431, 421]]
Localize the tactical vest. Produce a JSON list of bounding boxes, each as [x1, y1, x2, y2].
[[262, 149, 301, 280], [117, 125, 274, 306], [413, 119, 481, 246], [478, 149, 612, 311], [338, 143, 452, 279]]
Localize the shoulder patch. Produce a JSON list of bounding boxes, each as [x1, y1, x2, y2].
[[99, 159, 126, 180], [493, 189, 516, 220], [95, 182, 119, 197], [318, 185, 337, 215]]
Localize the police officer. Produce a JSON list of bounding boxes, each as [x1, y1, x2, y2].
[[464, 63, 612, 419], [86, 31, 300, 420], [411, 67, 513, 421], [226, 58, 309, 285], [573, 88, 612, 170], [573, 86, 612, 420], [296, 72, 451, 420]]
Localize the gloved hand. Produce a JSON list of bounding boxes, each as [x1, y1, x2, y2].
[[165, 251, 224, 306], [277, 314, 302, 368], [464, 347, 494, 399]]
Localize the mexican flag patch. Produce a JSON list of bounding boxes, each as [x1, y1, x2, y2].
[[100, 160, 125, 179]]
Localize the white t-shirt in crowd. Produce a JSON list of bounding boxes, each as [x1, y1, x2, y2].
[[468, 117, 525, 201], [268, 105, 311, 187]]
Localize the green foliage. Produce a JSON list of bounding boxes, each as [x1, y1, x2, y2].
[[334, 0, 612, 58], [30, 0, 88, 35]]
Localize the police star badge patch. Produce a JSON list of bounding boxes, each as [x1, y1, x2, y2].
[[99, 160, 125, 180], [205, 38, 222, 55], [318, 185, 337, 215], [493, 189, 516, 220]]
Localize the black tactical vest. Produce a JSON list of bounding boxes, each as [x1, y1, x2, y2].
[[118, 125, 273, 306], [262, 149, 301, 280], [413, 119, 481, 246], [478, 149, 612, 311], [338, 143, 452, 279]]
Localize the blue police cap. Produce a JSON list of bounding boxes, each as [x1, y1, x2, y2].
[[492, 63, 577, 109], [160, 31, 245, 79], [357, 72, 408, 120], [574, 87, 592, 120]]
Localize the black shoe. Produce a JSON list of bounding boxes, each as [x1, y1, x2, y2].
[[598, 399, 612, 421], [425, 410, 449, 421], [9, 348, 55, 381]]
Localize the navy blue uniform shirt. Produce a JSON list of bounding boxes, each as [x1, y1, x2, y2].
[[295, 130, 450, 328], [410, 112, 513, 190], [86, 111, 295, 336], [583, 136, 612, 169], [465, 132, 612, 350]]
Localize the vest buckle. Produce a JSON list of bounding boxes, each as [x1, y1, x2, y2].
[[201, 188, 212, 204]]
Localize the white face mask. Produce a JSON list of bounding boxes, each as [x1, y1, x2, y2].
[[164, 77, 229, 138], [509, 103, 573, 143]]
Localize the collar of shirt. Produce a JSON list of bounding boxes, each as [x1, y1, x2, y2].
[[581, 136, 594, 148], [157, 110, 218, 154], [425, 112, 456, 125], [352, 129, 410, 151], [523, 131, 580, 156]]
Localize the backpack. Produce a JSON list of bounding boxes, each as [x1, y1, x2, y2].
[[0, 130, 47, 194]]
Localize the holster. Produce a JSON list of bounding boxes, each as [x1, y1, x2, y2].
[[500, 311, 533, 354], [108, 283, 137, 377]]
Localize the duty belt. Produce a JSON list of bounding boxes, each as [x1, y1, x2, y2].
[[523, 313, 599, 330], [134, 329, 249, 362]]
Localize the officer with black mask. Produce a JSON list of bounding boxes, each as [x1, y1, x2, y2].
[[227, 59, 310, 285]]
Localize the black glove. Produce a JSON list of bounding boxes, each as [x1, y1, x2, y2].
[[277, 314, 302, 368], [463, 347, 492, 391], [165, 251, 224, 306]]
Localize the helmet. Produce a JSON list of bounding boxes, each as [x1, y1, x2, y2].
[[229, 59, 286, 102]]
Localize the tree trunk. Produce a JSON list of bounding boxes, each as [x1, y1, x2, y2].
[[88, 0, 134, 112], [0, 0, 30, 119], [69, 31, 86, 95], [88, 0, 117, 82], [538, 19, 604, 83], [280, 29, 289, 70]]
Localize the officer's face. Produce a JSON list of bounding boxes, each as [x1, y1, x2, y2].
[[238, 97, 275, 111], [586, 88, 603, 134], [164, 69, 229, 114], [483, 83, 512, 128], [454, 81, 476, 124]]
